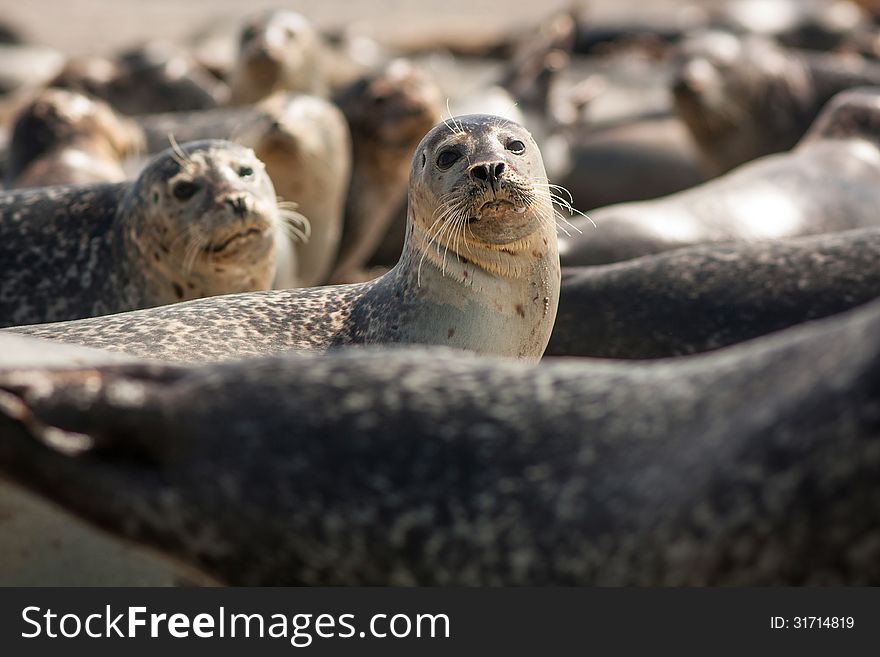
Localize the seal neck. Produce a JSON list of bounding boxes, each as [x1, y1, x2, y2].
[[384, 208, 560, 361]]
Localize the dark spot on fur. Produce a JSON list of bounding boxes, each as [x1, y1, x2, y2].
[[187, 281, 195, 289], [515, 304, 525, 318], [173, 282, 184, 299], [542, 237, 548, 245], [532, 251, 541, 258], [153, 252, 160, 262], [448, 327, 456, 338]]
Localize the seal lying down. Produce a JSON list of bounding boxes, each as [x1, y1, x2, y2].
[[1, 293, 879, 585]]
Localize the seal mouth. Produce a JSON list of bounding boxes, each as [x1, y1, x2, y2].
[[469, 199, 523, 223], [206, 227, 266, 253]]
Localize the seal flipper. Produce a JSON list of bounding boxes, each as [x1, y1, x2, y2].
[[0, 364, 189, 468]]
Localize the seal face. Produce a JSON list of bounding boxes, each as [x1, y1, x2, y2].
[[229, 10, 325, 104], [7, 88, 144, 188], [9, 116, 560, 364], [0, 140, 286, 327]]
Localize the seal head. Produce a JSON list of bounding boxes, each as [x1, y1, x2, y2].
[[116, 139, 287, 305], [229, 10, 325, 104]]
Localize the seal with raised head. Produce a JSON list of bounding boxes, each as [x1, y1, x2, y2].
[[0, 139, 294, 328], [559, 87, 880, 266], [329, 60, 442, 283], [10, 115, 560, 363], [228, 9, 326, 105], [7, 88, 144, 188], [671, 32, 880, 175], [135, 92, 351, 288], [2, 291, 880, 585], [550, 227, 880, 359]]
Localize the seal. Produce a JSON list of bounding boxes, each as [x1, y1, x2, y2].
[[2, 293, 880, 585], [550, 227, 880, 358], [0, 335, 217, 586], [329, 60, 442, 283], [10, 115, 561, 363], [671, 32, 880, 175], [6, 88, 144, 188], [136, 92, 352, 287], [0, 139, 294, 328], [558, 87, 880, 266], [50, 42, 228, 116], [228, 9, 326, 105]]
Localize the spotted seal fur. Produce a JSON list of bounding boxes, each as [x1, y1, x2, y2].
[[10, 115, 560, 363], [550, 227, 880, 358], [0, 139, 293, 327], [559, 87, 880, 266], [2, 291, 880, 584], [7, 88, 144, 188]]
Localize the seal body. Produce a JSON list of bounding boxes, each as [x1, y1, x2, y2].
[[7, 88, 144, 188], [10, 115, 560, 363], [2, 293, 880, 585], [0, 140, 284, 327], [550, 227, 880, 358], [330, 60, 442, 283], [672, 33, 880, 174], [559, 88, 880, 266], [135, 93, 351, 287]]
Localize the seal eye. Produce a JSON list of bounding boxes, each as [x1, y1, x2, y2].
[[172, 181, 199, 201], [436, 149, 461, 170], [238, 165, 255, 179], [507, 140, 526, 154]]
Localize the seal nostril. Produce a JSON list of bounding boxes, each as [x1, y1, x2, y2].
[[471, 164, 489, 182], [493, 162, 505, 179], [226, 196, 249, 218]]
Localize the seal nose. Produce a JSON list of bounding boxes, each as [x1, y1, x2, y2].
[[225, 195, 250, 219], [470, 161, 506, 185]]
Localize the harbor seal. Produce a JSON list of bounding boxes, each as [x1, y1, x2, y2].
[[0, 139, 292, 327], [135, 92, 351, 287], [671, 32, 880, 175], [10, 115, 560, 363], [549, 227, 880, 358], [228, 9, 326, 105], [50, 43, 228, 116], [2, 292, 880, 585], [7, 88, 144, 188], [558, 87, 880, 266], [329, 60, 442, 283]]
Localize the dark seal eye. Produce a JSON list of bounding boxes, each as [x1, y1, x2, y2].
[[507, 140, 526, 154], [436, 149, 460, 170], [238, 165, 255, 179], [172, 180, 199, 201]]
